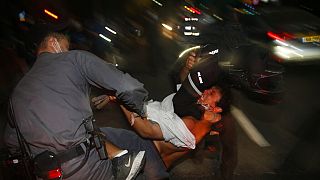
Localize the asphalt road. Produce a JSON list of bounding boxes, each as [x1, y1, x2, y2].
[[231, 64, 320, 179]]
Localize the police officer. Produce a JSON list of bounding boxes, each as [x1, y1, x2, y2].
[[5, 32, 148, 180]]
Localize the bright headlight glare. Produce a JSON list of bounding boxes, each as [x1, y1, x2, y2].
[[274, 46, 303, 59], [178, 45, 201, 58]]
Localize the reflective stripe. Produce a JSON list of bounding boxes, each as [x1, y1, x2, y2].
[[187, 74, 202, 96]]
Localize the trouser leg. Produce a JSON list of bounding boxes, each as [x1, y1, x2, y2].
[[100, 127, 169, 180]]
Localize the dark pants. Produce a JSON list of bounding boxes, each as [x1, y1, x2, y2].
[[219, 113, 238, 180], [101, 127, 169, 180]]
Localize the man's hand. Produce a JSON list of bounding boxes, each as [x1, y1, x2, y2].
[[185, 52, 197, 70], [91, 95, 116, 110], [180, 52, 198, 82], [203, 107, 222, 124]]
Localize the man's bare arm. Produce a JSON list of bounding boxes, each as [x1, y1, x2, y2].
[[160, 115, 217, 168], [119, 105, 164, 140]]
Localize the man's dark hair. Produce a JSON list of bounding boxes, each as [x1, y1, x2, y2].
[[215, 72, 233, 115]]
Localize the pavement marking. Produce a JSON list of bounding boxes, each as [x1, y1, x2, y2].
[[231, 105, 271, 147]]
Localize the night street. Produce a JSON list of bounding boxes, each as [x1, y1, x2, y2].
[[1, 0, 320, 179]]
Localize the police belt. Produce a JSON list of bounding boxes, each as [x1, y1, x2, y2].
[[33, 140, 94, 179], [56, 140, 92, 164]]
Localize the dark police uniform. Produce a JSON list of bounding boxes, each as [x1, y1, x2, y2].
[[4, 50, 148, 179]]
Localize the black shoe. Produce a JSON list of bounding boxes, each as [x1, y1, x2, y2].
[[112, 151, 146, 180]]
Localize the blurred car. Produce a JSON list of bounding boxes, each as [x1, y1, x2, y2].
[[156, 1, 285, 103], [238, 6, 320, 63], [157, 0, 256, 46], [175, 44, 284, 104], [171, 1, 320, 64]]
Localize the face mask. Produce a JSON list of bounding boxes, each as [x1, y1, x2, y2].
[[52, 39, 63, 53]]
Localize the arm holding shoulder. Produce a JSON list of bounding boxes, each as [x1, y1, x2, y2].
[[120, 105, 164, 140]]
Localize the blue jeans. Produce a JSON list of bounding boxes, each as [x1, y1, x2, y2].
[[101, 127, 169, 180]]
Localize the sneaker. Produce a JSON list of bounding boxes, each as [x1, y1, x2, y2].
[[112, 151, 146, 180]]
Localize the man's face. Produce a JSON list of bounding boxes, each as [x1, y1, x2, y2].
[[199, 87, 222, 111]]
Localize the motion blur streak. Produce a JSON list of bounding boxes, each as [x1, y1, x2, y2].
[[184, 6, 201, 15], [274, 46, 303, 59], [98, 34, 111, 42], [267, 31, 284, 41], [184, 17, 198, 21], [105, 26, 117, 35], [44, 9, 58, 19], [152, 0, 163, 7], [231, 106, 271, 147], [178, 46, 200, 58], [161, 23, 172, 31]]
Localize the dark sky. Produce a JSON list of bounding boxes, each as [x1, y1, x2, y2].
[[64, 0, 130, 18]]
